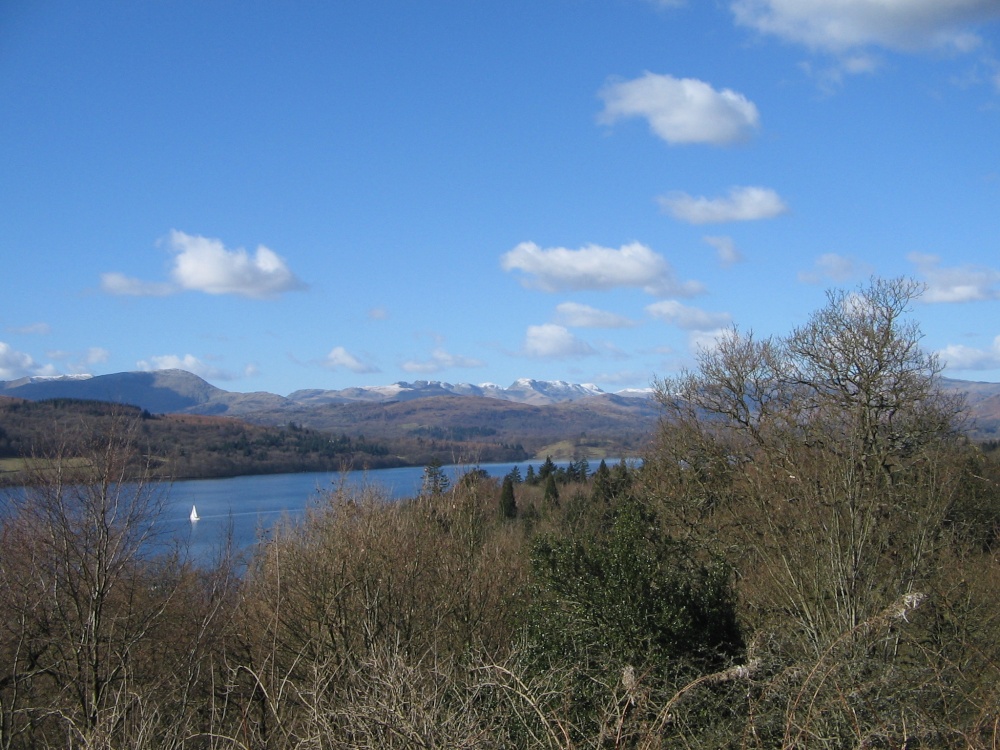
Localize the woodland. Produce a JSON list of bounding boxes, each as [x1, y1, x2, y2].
[[0, 402, 402, 486], [1, 278, 999, 748]]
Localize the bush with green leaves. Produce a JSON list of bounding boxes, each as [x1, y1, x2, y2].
[[530, 498, 742, 673]]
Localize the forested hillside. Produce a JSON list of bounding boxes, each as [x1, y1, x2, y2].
[[0, 398, 399, 485]]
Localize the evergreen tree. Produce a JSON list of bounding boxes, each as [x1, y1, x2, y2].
[[525, 464, 536, 484], [591, 459, 612, 503], [611, 459, 632, 498], [543, 472, 560, 505], [500, 475, 517, 518], [421, 459, 450, 495]]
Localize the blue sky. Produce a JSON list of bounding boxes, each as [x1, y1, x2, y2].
[[2, 1, 1000, 395]]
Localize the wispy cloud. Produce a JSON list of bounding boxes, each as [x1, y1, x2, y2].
[[702, 235, 744, 266], [646, 300, 734, 359], [6, 322, 52, 335], [646, 300, 732, 330], [593, 369, 655, 387], [100, 273, 174, 297], [689, 328, 734, 353], [501, 241, 703, 297], [554, 302, 635, 329], [522, 324, 596, 359], [798, 253, 869, 284], [401, 348, 486, 374], [102, 231, 306, 299], [47, 346, 110, 374], [909, 252, 1000, 303], [731, 0, 1000, 54], [324, 346, 379, 374], [659, 186, 788, 224], [135, 353, 244, 381], [598, 72, 760, 146]]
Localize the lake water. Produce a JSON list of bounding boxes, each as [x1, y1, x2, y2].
[[162, 460, 580, 564]]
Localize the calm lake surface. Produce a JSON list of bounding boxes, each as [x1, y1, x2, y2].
[[163, 460, 584, 563]]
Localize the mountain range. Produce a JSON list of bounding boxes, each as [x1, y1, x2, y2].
[[3, 369, 1000, 448], [0, 370, 652, 413]]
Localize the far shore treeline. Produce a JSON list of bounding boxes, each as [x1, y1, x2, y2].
[[0, 391, 649, 487], [0, 398, 407, 486]]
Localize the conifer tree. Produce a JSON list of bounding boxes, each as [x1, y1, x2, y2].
[[591, 459, 612, 503], [421, 459, 450, 495], [500, 475, 517, 518], [543, 473, 560, 505]]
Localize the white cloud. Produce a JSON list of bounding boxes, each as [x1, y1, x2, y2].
[[908, 252, 1000, 303], [136, 353, 240, 381], [731, 0, 1000, 54], [324, 346, 379, 374], [501, 241, 703, 296], [402, 348, 486, 374], [659, 186, 789, 224], [0, 341, 52, 380], [368, 307, 390, 320], [702, 235, 744, 266], [937, 335, 1000, 371], [102, 231, 306, 299], [646, 300, 733, 330], [167, 231, 305, 298], [523, 324, 596, 359], [553, 302, 635, 329], [100, 272, 174, 297], [798, 253, 868, 284], [598, 72, 760, 146]]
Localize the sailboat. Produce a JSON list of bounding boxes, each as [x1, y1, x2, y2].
[[190, 505, 200, 522]]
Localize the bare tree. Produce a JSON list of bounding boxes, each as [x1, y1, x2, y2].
[[0, 409, 179, 747], [645, 278, 987, 745]]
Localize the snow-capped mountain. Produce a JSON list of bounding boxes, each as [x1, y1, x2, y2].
[[286, 378, 646, 406], [0, 370, 657, 410], [2, 373, 94, 387], [500, 378, 606, 405]]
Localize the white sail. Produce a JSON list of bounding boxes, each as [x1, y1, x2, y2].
[[190, 505, 200, 522]]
